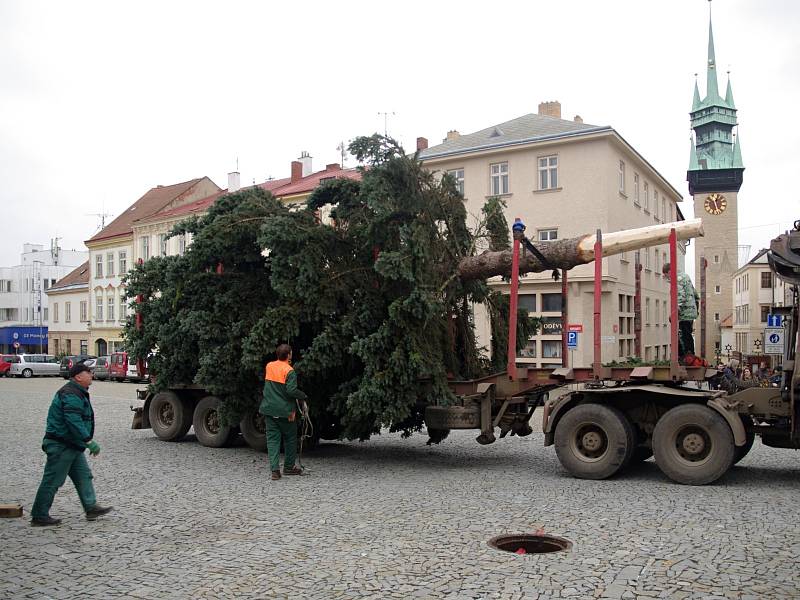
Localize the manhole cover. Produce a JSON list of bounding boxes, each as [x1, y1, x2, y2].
[[487, 534, 572, 555]]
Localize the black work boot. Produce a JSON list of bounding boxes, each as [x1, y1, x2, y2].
[[31, 516, 62, 527], [85, 505, 114, 521]]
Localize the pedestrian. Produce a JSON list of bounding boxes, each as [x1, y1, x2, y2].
[[662, 262, 699, 358], [259, 344, 308, 480], [756, 361, 769, 380], [30, 363, 113, 526], [742, 367, 752, 381]]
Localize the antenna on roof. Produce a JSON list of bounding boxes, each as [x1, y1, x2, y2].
[[336, 141, 348, 167], [85, 209, 113, 233], [378, 111, 395, 137]]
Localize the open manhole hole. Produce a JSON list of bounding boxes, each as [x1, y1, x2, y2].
[[488, 534, 572, 555]]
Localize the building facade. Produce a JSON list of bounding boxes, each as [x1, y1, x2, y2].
[[0, 243, 88, 353], [419, 102, 685, 368], [85, 177, 221, 355], [45, 261, 90, 356], [688, 15, 745, 360], [731, 249, 789, 363]]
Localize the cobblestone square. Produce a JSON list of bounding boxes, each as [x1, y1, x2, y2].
[[2, 377, 799, 599]]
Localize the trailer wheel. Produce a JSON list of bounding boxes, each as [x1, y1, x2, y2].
[[240, 409, 266, 452], [194, 396, 237, 448], [149, 391, 192, 441], [652, 404, 735, 485], [554, 403, 635, 480], [733, 415, 755, 465]]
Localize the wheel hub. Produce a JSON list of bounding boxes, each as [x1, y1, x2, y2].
[[582, 431, 603, 452], [158, 404, 175, 426], [205, 410, 220, 434], [675, 426, 711, 462], [573, 424, 608, 460], [682, 432, 705, 455]]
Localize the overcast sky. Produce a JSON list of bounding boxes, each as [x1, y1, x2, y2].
[[1, 0, 798, 276]]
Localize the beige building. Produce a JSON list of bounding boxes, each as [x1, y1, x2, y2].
[[45, 261, 90, 356], [85, 177, 221, 355], [731, 249, 789, 360], [419, 101, 685, 368]]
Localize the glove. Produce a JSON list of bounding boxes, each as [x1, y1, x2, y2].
[[86, 440, 101, 456]]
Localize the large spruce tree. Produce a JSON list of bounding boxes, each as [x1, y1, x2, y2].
[[124, 136, 536, 441]]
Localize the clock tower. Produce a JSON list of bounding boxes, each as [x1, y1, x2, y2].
[[687, 10, 744, 361]]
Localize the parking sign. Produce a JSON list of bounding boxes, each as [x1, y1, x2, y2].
[[567, 331, 578, 349]]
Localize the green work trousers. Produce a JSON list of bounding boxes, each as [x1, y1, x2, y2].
[[265, 416, 297, 473], [31, 439, 96, 519]]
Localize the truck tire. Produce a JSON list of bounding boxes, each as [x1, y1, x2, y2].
[[240, 409, 266, 452], [193, 396, 237, 448], [652, 404, 735, 485], [554, 403, 635, 480], [149, 391, 192, 441]]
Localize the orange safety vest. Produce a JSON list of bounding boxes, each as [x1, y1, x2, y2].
[[265, 360, 293, 384]]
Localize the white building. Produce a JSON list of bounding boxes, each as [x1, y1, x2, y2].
[[0, 243, 88, 353], [46, 261, 91, 357]]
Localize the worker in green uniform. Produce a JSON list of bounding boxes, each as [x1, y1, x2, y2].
[[30, 363, 113, 526], [662, 262, 699, 358], [260, 344, 308, 480]]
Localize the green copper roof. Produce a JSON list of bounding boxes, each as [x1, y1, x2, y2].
[[725, 76, 736, 109], [732, 133, 743, 168], [706, 20, 721, 103], [688, 138, 700, 170], [692, 79, 702, 111]]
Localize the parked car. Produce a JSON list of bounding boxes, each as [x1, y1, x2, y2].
[[1, 354, 19, 377], [109, 351, 147, 382], [59, 355, 97, 379], [9, 354, 60, 378], [91, 356, 111, 381]]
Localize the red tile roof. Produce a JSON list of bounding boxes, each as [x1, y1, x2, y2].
[[270, 164, 361, 198], [49, 261, 90, 291], [86, 178, 216, 244], [141, 190, 227, 222]]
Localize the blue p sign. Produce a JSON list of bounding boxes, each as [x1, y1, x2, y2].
[[567, 331, 578, 348]]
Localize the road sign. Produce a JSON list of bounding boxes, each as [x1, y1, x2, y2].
[[568, 324, 583, 333], [12, 341, 20, 349], [767, 314, 783, 327], [567, 331, 578, 348], [764, 327, 784, 354]]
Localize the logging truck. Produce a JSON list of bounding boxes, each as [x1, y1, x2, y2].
[[131, 218, 800, 485]]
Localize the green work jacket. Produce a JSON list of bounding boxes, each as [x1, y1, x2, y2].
[[677, 272, 699, 321], [259, 360, 307, 418], [43, 380, 95, 450]]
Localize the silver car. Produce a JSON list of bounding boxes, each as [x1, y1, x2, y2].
[[9, 354, 60, 378]]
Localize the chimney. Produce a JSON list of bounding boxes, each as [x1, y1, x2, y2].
[[538, 100, 562, 118], [326, 163, 340, 171], [228, 171, 240, 193], [573, 115, 583, 124], [291, 160, 303, 183], [298, 151, 313, 177], [446, 130, 460, 141], [416, 137, 428, 151]]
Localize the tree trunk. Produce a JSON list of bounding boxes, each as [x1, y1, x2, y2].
[[457, 219, 704, 281]]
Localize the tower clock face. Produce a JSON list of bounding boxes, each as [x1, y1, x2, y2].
[[704, 193, 727, 215]]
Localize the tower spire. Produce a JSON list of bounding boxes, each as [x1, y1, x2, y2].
[[706, 4, 720, 102], [725, 72, 736, 108], [692, 74, 702, 111]]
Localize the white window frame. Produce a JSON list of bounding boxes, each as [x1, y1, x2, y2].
[[490, 162, 509, 195], [633, 173, 640, 206], [618, 161, 625, 193], [106, 252, 115, 277], [53, 302, 59, 323], [142, 236, 150, 261], [538, 229, 558, 241], [538, 155, 558, 190], [80, 301, 87, 322], [95, 293, 104, 322], [178, 234, 187, 256], [119, 250, 127, 274], [446, 168, 465, 195], [65, 302, 71, 323], [107, 295, 115, 322], [95, 254, 103, 278], [643, 182, 649, 211], [159, 234, 168, 257]]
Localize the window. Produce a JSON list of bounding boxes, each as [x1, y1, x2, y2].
[[541, 293, 562, 312], [95, 294, 103, 322], [106, 252, 114, 277], [643, 182, 649, 211], [618, 161, 626, 193], [538, 229, 558, 241], [119, 250, 127, 274], [490, 162, 509, 195], [43, 279, 50, 290], [538, 155, 558, 190], [655, 299, 660, 325], [517, 339, 537, 358], [159, 234, 168, 257], [119, 296, 126, 321], [107, 296, 115, 322], [644, 247, 650, 270], [80, 340, 87, 355], [178, 234, 187, 256], [760, 306, 770, 322], [654, 192, 659, 220], [714, 255, 720, 264], [715, 285, 721, 294], [65, 302, 71, 323], [95, 254, 103, 278], [662, 198, 667, 222], [518, 294, 537, 312], [542, 340, 562, 359], [761, 272, 772, 288], [43, 307, 48, 322], [53, 302, 58, 322], [446, 169, 465, 195], [142, 236, 150, 260], [654, 248, 660, 272], [645, 298, 651, 325], [80, 301, 87, 322], [633, 174, 640, 205]]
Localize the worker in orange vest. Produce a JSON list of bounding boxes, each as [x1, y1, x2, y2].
[[259, 344, 308, 480]]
